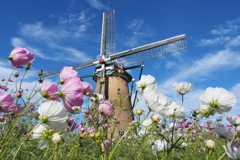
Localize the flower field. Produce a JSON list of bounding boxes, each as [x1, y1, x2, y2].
[[0, 47, 240, 160]]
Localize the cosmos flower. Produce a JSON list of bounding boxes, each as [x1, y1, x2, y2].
[[152, 139, 171, 153], [214, 125, 233, 139], [223, 141, 240, 160], [66, 117, 77, 131], [172, 82, 194, 95], [142, 119, 153, 127], [143, 87, 167, 114], [59, 66, 78, 84], [227, 115, 240, 126], [81, 81, 93, 96], [199, 87, 237, 115], [40, 81, 59, 101], [0, 85, 8, 91], [32, 124, 51, 149], [161, 101, 186, 118], [8, 47, 34, 68], [136, 75, 157, 93], [98, 100, 114, 117], [38, 101, 68, 130], [0, 93, 17, 113], [59, 77, 84, 113]]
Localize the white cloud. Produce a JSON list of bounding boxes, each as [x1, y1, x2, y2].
[[225, 35, 240, 47], [11, 37, 56, 60], [124, 19, 154, 47], [198, 36, 230, 46], [85, 0, 110, 10], [210, 17, 240, 35], [127, 19, 144, 31]]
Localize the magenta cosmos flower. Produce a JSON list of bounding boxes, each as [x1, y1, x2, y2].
[[0, 93, 17, 113], [40, 81, 59, 101], [8, 47, 35, 68], [58, 77, 84, 113], [59, 66, 78, 84], [98, 100, 114, 117]]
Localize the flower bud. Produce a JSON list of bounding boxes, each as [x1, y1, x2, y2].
[[14, 72, 19, 77], [38, 69, 43, 76], [25, 62, 32, 70], [52, 133, 62, 144], [206, 140, 215, 149], [117, 68, 124, 74], [151, 114, 160, 123], [194, 110, 200, 114], [59, 79, 65, 85], [136, 110, 144, 115], [38, 78, 43, 83], [16, 93, 22, 98], [94, 132, 101, 138], [100, 79, 105, 84]]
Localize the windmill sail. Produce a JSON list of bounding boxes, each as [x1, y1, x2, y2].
[[112, 34, 186, 67], [100, 10, 115, 58]]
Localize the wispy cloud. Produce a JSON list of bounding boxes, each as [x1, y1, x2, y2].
[[198, 36, 230, 46], [85, 0, 110, 11], [11, 37, 55, 60], [12, 10, 96, 64], [124, 19, 154, 47], [162, 49, 240, 88], [210, 17, 240, 35]]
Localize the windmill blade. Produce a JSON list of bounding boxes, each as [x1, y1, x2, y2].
[[40, 58, 98, 79], [105, 10, 115, 57], [100, 10, 115, 58], [111, 34, 187, 67]]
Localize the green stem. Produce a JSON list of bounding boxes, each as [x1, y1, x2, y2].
[[0, 57, 9, 61]]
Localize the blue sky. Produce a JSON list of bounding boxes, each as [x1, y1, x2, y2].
[[1, 0, 240, 123]]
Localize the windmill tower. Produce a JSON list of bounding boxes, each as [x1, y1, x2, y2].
[[40, 10, 187, 137]]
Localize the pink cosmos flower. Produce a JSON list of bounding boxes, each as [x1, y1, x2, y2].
[[98, 100, 114, 117], [59, 77, 84, 113], [0, 93, 17, 113], [86, 127, 95, 134], [81, 81, 93, 96], [66, 117, 77, 131], [0, 85, 8, 91], [40, 81, 59, 101], [59, 66, 78, 84], [8, 47, 34, 68]]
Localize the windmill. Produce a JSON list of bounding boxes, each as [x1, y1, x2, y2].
[[40, 10, 187, 137]]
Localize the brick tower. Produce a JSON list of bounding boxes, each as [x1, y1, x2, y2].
[[93, 61, 134, 137]]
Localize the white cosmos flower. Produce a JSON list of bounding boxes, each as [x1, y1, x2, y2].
[[136, 75, 157, 93], [152, 139, 171, 153], [161, 101, 186, 118], [143, 87, 168, 115], [223, 142, 240, 160], [32, 124, 51, 149], [199, 87, 237, 114], [38, 101, 68, 130], [214, 125, 232, 139], [72, 106, 81, 114], [169, 122, 178, 130], [198, 104, 216, 117], [172, 82, 194, 95], [227, 115, 240, 126], [142, 119, 153, 127]]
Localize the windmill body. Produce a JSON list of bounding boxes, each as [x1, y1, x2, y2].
[[41, 10, 187, 137]]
